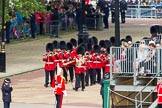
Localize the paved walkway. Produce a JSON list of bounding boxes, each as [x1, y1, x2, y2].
[[0, 18, 161, 107]]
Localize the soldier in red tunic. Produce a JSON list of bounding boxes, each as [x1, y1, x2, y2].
[[65, 42, 75, 82], [73, 46, 86, 91], [157, 76, 162, 108], [43, 43, 56, 87], [92, 45, 102, 84], [57, 41, 68, 82], [51, 66, 67, 108], [85, 43, 93, 86]]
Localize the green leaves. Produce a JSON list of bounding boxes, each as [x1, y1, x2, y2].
[[0, 0, 48, 21]]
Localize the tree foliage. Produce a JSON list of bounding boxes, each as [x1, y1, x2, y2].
[[0, 0, 48, 21]]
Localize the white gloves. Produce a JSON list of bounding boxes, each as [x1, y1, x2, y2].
[[62, 90, 67, 96]]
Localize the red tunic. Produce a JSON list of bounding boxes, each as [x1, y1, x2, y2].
[[104, 55, 115, 73], [75, 56, 86, 74], [85, 52, 93, 70], [157, 83, 162, 104], [42, 52, 55, 71], [51, 75, 66, 95], [91, 53, 103, 69], [56, 51, 67, 68]]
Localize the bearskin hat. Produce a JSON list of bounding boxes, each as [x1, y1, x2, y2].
[[52, 40, 58, 49], [70, 38, 77, 47], [125, 35, 132, 42], [59, 41, 67, 50], [110, 36, 115, 46], [99, 40, 107, 48], [93, 45, 100, 53], [91, 36, 98, 45], [150, 25, 158, 34], [88, 38, 94, 45], [87, 43, 92, 51], [78, 38, 84, 46], [159, 25, 162, 34], [77, 45, 85, 55], [105, 40, 112, 48], [46, 43, 53, 51], [79, 43, 87, 51], [106, 47, 110, 54], [67, 42, 73, 51]]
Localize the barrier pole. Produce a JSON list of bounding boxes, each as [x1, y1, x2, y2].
[[104, 79, 110, 108]]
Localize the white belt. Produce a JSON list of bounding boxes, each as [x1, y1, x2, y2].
[[46, 62, 53, 64], [76, 66, 85, 68], [94, 61, 101, 63], [158, 94, 162, 96], [54, 60, 65, 62], [86, 61, 93, 62], [106, 64, 110, 66]]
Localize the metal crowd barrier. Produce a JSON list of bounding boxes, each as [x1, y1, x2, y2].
[[126, 7, 162, 18], [110, 47, 162, 79], [45, 20, 60, 37], [86, 15, 104, 30]]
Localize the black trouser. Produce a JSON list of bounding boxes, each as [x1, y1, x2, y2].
[[85, 69, 90, 85], [158, 104, 162, 108], [75, 73, 80, 89], [45, 70, 55, 85], [121, 12, 125, 23], [55, 94, 63, 108], [31, 24, 36, 39], [67, 67, 74, 82], [75, 73, 85, 90], [111, 12, 115, 23], [80, 73, 85, 90], [89, 69, 94, 85], [96, 69, 101, 83], [93, 69, 101, 83], [4, 102, 10, 108], [62, 67, 68, 82], [39, 22, 43, 35], [103, 17, 109, 28]]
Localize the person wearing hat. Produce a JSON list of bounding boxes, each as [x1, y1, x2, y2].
[[43, 43, 56, 87], [51, 66, 67, 108], [1, 78, 13, 108], [100, 73, 109, 108], [73, 46, 86, 91]]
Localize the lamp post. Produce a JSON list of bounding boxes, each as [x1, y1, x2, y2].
[[115, 0, 120, 46], [0, 0, 6, 72], [77, 0, 89, 43]]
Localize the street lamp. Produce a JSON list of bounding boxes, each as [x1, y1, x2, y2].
[[77, 0, 89, 43], [115, 0, 120, 46], [0, 0, 6, 72]]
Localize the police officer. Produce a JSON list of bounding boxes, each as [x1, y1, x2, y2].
[[103, 4, 110, 29], [120, 0, 127, 23], [1, 78, 13, 108]]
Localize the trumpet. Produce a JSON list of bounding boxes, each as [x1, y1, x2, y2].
[[48, 51, 53, 56]]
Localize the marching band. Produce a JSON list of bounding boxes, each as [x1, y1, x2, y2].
[[43, 37, 113, 91]]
